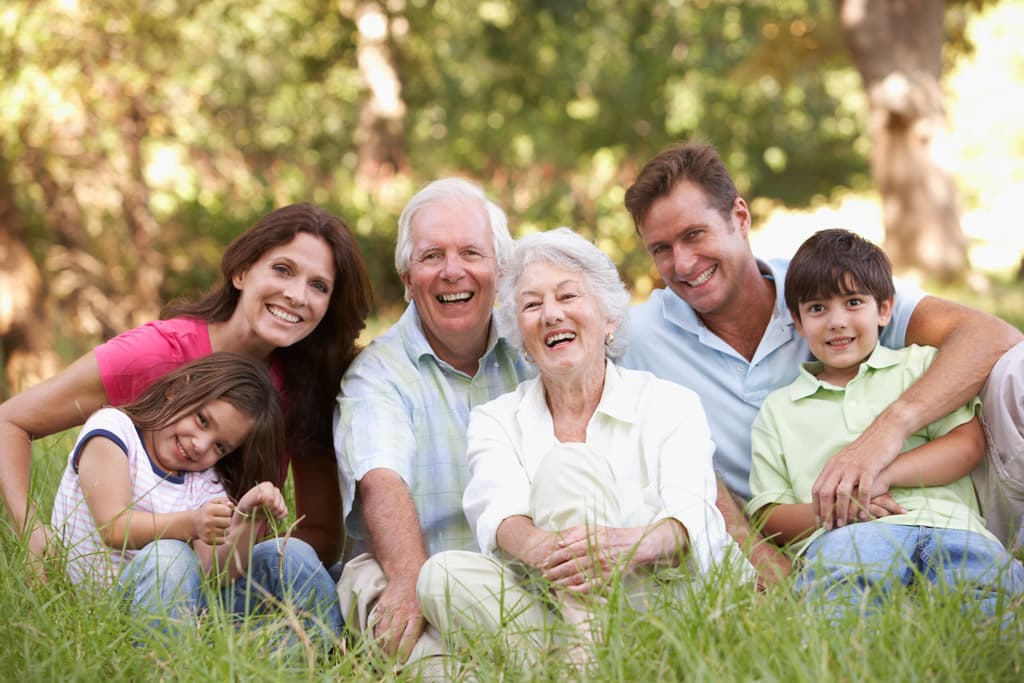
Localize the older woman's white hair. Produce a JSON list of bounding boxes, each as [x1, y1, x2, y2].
[[498, 227, 630, 361], [394, 178, 513, 284]]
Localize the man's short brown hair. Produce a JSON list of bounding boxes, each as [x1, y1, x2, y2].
[[624, 141, 739, 230]]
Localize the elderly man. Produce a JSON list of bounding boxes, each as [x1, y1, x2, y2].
[[621, 141, 1024, 582], [333, 178, 532, 666]]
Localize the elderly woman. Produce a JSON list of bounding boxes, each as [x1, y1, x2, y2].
[[417, 228, 751, 661]]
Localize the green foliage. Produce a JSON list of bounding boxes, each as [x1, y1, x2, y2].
[[0, 0, 878, 331], [2, 0, 1020, 351]]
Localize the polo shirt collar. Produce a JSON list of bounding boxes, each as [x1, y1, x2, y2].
[[790, 342, 900, 399], [400, 301, 506, 371], [658, 258, 795, 356]]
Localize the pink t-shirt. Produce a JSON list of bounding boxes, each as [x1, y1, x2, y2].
[[94, 318, 291, 483]]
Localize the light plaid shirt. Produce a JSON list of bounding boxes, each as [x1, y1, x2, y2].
[[334, 302, 532, 558]]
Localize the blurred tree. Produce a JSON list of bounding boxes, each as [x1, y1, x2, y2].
[[0, 0, 1012, 389], [0, 152, 59, 398], [838, 0, 968, 282], [351, 1, 408, 182]]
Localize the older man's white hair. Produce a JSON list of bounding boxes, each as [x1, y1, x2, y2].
[[394, 178, 512, 282], [497, 227, 630, 361]]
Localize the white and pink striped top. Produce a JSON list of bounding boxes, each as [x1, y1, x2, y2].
[[51, 408, 226, 587]]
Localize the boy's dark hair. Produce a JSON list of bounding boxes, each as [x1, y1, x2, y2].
[[785, 229, 895, 322], [121, 353, 284, 500], [624, 141, 739, 230]]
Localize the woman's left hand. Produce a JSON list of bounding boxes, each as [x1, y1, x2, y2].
[[540, 525, 648, 594]]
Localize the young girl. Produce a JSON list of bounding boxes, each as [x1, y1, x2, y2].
[[51, 354, 287, 621]]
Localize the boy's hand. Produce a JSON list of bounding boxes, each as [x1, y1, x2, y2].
[[193, 498, 234, 544], [236, 482, 288, 523], [838, 491, 907, 524]]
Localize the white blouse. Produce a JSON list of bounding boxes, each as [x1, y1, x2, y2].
[[464, 362, 746, 577]]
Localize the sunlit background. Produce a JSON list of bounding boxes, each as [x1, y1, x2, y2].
[[2, 0, 1023, 395]]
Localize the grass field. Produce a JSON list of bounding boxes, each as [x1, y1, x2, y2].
[[4, 271, 1024, 682], [2, 430, 1023, 682]]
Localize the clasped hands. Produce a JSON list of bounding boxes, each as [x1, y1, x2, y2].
[[529, 525, 650, 596]]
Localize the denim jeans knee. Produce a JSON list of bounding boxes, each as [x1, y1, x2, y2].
[[118, 539, 203, 630], [230, 538, 344, 642]]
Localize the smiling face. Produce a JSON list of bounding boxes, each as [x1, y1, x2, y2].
[[516, 260, 613, 383], [231, 232, 335, 357], [400, 197, 498, 361], [639, 180, 755, 319], [793, 280, 894, 386], [144, 399, 254, 476]]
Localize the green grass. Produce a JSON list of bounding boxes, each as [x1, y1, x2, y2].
[[3, 434, 1023, 681]]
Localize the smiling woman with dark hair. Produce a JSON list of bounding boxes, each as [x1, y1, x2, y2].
[[0, 202, 372, 644]]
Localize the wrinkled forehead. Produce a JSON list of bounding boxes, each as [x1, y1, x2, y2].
[[409, 197, 494, 248], [516, 258, 589, 295]]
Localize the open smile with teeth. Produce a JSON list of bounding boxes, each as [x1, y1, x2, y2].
[[686, 265, 716, 287], [438, 292, 473, 304], [827, 337, 854, 347], [545, 331, 576, 348], [267, 304, 300, 323], [175, 437, 194, 463]]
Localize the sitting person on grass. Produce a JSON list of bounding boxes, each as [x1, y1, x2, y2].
[[50, 354, 338, 642], [418, 228, 753, 667], [747, 229, 1024, 621]]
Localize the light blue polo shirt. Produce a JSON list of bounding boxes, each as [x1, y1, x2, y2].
[[621, 258, 924, 500]]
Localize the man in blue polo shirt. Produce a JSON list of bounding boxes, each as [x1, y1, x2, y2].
[[621, 141, 1024, 585]]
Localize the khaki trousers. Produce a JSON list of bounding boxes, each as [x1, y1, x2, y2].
[[336, 553, 445, 671], [417, 443, 667, 655], [974, 340, 1024, 549]]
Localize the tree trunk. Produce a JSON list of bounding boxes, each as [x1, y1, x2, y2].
[[353, 2, 407, 184], [0, 154, 59, 398], [117, 97, 163, 328], [837, 0, 968, 282]]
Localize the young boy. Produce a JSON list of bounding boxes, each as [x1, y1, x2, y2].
[[746, 229, 1023, 618]]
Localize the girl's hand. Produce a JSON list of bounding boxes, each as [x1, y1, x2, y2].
[[236, 482, 288, 523], [193, 498, 234, 544]]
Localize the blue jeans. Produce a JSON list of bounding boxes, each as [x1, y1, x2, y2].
[[797, 523, 1024, 622], [118, 538, 344, 644]]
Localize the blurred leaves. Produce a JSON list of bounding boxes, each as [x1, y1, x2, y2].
[[0, 0, 1012, 356]]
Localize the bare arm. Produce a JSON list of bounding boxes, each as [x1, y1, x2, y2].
[[757, 503, 816, 547], [0, 352, 108, 555], [881, 417, 985, 489], [494, 514, 560, 569], [290, 454, 344, 564], [359, 467, 429, 662], [78, 437, 230, 548], [716, 480, 791, 588], [813, 296, 1022, 527]]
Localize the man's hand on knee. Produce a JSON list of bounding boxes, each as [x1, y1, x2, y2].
[[371, 579, 426, 663]]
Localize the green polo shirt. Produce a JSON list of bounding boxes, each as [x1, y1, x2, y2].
[[746, 343, 993, 556]]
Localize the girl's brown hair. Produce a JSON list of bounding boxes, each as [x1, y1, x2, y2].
[[121, 353, 284, 500], [162, 203, 373, 460]]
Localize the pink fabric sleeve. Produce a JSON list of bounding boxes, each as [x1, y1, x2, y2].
[[95, 317, 294, 485], [94, 318, 213, 406]]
